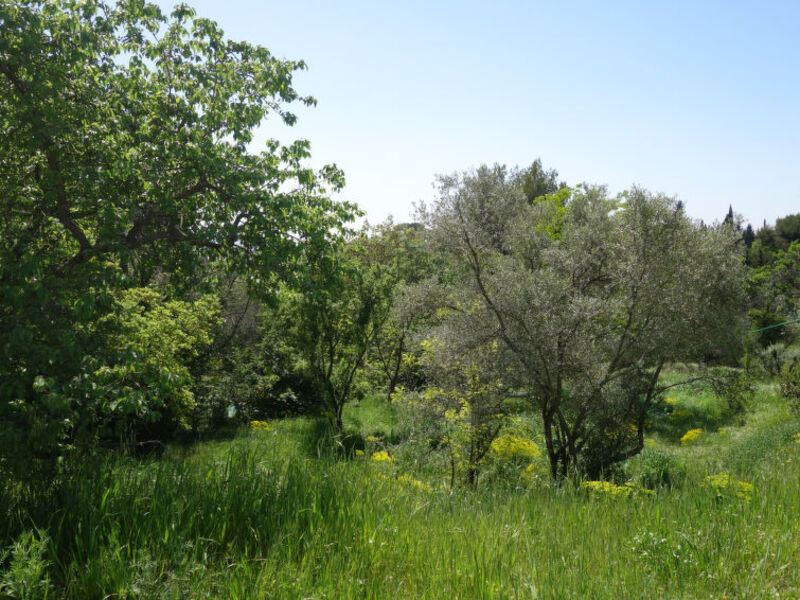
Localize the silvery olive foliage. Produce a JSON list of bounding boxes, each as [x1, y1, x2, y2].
[[421, 165, 747, 478]]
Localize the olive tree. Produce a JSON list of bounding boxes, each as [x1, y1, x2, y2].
[[422, 165, 747, 479]]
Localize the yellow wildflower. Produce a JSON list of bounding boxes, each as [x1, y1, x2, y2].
[[490, 435, 541, 460], [704, 473, 754, 501], [250, 420, 270, 431], [680, 428, 702, 446], [371, 450, 393, 463], [793, 433, 800, 445], [581, 480, 653, 498], [355, 449, 364, 456], [582, 480, 626, 496], [397, 474, 432, 492], [644, 438, 657, 447], [664, 397, 677, 405], [364, 435, 381, 443]]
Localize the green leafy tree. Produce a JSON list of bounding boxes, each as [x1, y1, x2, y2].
[[747, 213, 800, 266], [415, 338, 510, 487], [519, 158, 565, 203], [86, 287, 221, 444], [0, 0, 355, 467], [361, 220, 439, 401], [742, 224, 755, 248], [273, 242, 393, 430], [746, 216, 800, 346], [754, 245, 800, 348], [774, 214, 800, 250], [422, 165, 747, 479]]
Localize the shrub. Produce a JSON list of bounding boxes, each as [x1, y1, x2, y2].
[[489, 435, 541, 461], [758, 343, 800, 377], [627, 448, 686, 489], [709, 367, 754, 419], [580, 480, 653, 499], [704, 472, 755, 501], [680, 428, 703, 446], [779, 361, 800, 414], [0, 530, 53, 600]]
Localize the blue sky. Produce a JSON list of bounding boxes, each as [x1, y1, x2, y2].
[[156, 0, 799, 228]]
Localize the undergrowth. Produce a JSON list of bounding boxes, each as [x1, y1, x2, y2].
[[1, 374, 799, 599]]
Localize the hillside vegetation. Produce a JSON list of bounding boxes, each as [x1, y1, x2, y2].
[[2, 371, 798, 599], [3, 2, 800, 598]]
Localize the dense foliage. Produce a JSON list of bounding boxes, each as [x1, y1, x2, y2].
[[421, 167, 747, 477], [0, 0, 355, 471], [1, 2, 799, 596]]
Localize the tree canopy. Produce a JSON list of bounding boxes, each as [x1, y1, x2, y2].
[[421, 165, 747, 477], [0, 0, 356, 467]]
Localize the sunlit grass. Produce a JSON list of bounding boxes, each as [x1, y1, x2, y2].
[[2, 376, 799, 598]]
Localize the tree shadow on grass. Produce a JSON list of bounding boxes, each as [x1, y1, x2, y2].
[[296, 417, 365, 459], [648, 399, 734, 443]]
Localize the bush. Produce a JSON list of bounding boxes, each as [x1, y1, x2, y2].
[[0, 529, 53, 599], [709, 368, 754, 420], [758, 343, 800, 377], [626, 449, 686, 490], [779, 361, 800, 414], [193, 334, 323, 433], [96, 288, 221, 445], [749, 309, 792, 347]]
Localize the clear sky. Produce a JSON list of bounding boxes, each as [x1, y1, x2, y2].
[[156, 0, 799, 228]]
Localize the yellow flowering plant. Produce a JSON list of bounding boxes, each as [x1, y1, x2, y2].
[[490, 434, 541, 461], [680, 428, 702, 446], [396, 474, 433, 493], [704, 473, 754, 501], [581, 480, 654, 499], [371, 450, 393, 463], [374, 472, 432, 493]]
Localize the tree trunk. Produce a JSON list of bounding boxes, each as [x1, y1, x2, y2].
[[334, 401, 344, 432], [464, 465, 479, 487], [385, 335, 405, 403], [543, 407, 558, 479]]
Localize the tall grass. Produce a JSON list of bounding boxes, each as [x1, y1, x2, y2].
[[2, 390, 799, 598]]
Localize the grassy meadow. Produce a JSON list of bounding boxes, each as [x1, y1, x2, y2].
[[2, 374, 799, 599]]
